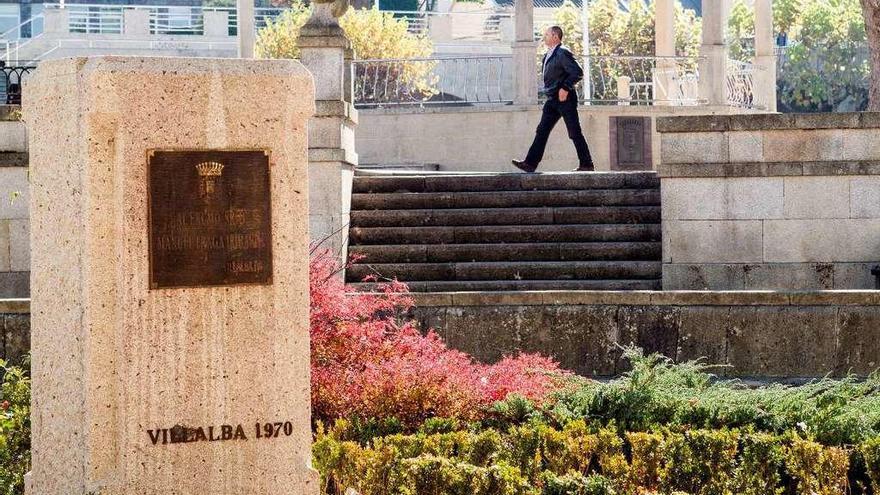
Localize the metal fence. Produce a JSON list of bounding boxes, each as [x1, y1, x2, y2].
[[380, 10, 511, 41], [45, 3, 238, 36], [0, 65, 34, 104], [532, 55, 703, 105], [726, 59, 767, 110], [353, 55, 511, 107]]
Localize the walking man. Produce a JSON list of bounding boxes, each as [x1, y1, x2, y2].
[[512, 25, 594, 173]]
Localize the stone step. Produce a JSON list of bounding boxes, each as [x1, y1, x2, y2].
[[345, 261, 662, 282], [349, 224, 661, 245], [352, 172, 659, 194], [0, 152, 27, 167], [350, 242, 661, 263], [350, 279, 662, 292], [351, 188, 660, 210], [350, 206, 660, 228]]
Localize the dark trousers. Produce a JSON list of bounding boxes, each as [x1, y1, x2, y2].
[[525, 96, 593, 167]]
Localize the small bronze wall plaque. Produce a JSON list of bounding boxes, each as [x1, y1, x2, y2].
[[609, 116, 653, 171], [148, 150, 273, 289]]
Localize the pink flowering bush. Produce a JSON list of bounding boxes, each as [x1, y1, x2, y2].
[[310, 250, 571, 427]]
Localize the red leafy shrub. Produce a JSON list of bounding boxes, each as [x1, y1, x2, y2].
[[310, 250, 570, 427]]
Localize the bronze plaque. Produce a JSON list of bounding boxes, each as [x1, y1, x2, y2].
[[148, 150, 272, 289], [609, 116, 653, 171]]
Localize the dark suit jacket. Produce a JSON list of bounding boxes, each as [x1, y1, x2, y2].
[[541, 45, 584, 98]]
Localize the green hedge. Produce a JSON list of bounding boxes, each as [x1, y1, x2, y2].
[[314, 419, 879, 495]]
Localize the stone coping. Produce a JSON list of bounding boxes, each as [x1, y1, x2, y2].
[[408, 290, 880, 307], [0, 299, 29, 313], [657, 112, 880, 133], [7, 291, 880, 312], [659, 160, 880, 178]]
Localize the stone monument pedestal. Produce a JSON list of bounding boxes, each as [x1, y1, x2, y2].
[[24, 57, 317, 494]]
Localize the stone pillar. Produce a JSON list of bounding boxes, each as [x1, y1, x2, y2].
[[204, 10, 230, 38], [238, 0, 255, 57], [42, 6, 69, 35], [653, 0, 675, 104], [24, 57, 317, 495], [123, 8, 150, 36], [754, 0, 776, 111], [698, 0, 729, 106], [512, 0, 538, 105], [298, 2, 357, 258]]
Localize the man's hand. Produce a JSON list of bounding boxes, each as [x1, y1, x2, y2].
[[558, 88, 569, 102]]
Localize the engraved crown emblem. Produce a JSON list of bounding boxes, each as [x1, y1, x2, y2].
[[196, 161, 224, 177]]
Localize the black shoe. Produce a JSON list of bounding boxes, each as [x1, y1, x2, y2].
[[512, 159, 538, 173], [572, 164, 594, 172]]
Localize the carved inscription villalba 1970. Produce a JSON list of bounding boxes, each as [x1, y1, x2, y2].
[[148, 150, 273, 289]]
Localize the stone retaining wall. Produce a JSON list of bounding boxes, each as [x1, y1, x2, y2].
[[5, 291, 880, 378], [408, 291, 880, 378], [0, 106, 29, 298], [659, 113, 880, 290]]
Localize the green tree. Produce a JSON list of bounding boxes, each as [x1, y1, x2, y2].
[[727, 0, 869, 112], [547, 0, 701, 101], [256, 4, 437, 103]]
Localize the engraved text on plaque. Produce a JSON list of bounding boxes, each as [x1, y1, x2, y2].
[[148, 150, 273, 289]]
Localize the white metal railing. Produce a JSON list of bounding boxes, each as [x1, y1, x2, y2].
[[0, 13, 44, 40], [45, 3, 238, 36], [726, 59, 767, 110], [353, 55, 511, 107], [377, 10, 511, 41], [534, 55, 703, 105]]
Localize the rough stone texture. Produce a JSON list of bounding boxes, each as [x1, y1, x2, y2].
[[783, 177, 850, 219], [662, 263, 879, 290], [2, 312, 29, 363], [0, 272, 27, 298], [10, 291, 880, 378], [850, 177, 880, 217], [661, 177, 782, 220], [657, 112, 880, 133], [763, 219, 880, 262], [24, 57, 317, 495], [404, 292, 880, 377], [727, 131, 764, 162], [664, 220, 763, 263], [660, 132, 728, 164]]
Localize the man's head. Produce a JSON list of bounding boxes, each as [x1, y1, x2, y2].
[[543, 25, 563, 49]]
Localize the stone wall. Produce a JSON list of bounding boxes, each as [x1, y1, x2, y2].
[[408, 291, 880, 379], [7, 290, 880, 379], [0, 108, 29, 298], [0, 300, 29, 363], [659, 113, 880, 290], [357, 104, 753, 172]]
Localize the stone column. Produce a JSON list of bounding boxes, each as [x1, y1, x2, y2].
[[298, 2, 357, 258], [754, 0, 776, 111], [698, 0, 729, 106], [204, 10, 230, 38], [42, 6, 69, 35], [24, 57, 318, 495], [653, 0, 675, 104], [512, 0, 538, 105], [238, 0, 255, 57], [123, 8, 150, 36]]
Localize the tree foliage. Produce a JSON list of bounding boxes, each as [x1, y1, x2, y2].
[[728, 0, 869, 112], [546, 0, 701, 101], [255, 1, 434, 60]]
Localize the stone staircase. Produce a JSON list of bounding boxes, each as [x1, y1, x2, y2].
[[347, 171, 662, 291]]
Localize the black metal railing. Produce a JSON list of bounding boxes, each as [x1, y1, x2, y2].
[[0, 64, 36, 105]]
